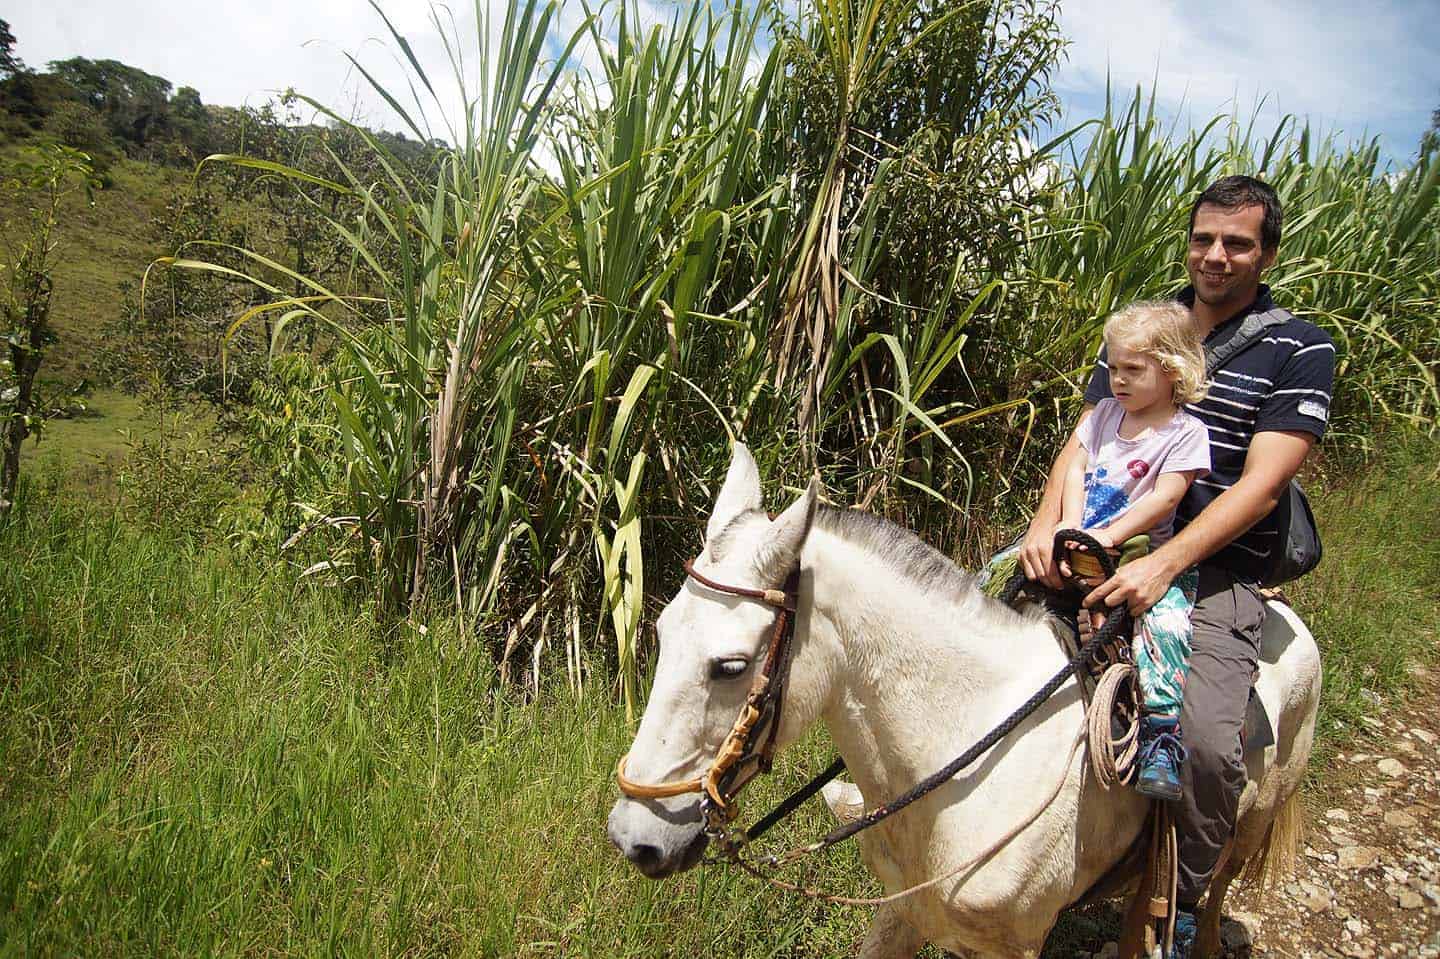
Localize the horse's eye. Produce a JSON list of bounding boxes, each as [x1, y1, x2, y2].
[[710, 657, 750, 680]]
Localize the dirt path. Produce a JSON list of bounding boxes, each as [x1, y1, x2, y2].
[[1218, 659, 1440, 958], [1066, 660, 1440, 958]]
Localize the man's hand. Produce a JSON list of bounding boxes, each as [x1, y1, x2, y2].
[[1019, 518, 1065, 589], [1083, 551, 1175, 618]]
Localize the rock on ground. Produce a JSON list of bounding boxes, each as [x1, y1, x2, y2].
[[1048, 666, 1440, 957]]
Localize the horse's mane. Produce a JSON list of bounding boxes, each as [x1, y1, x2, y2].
[[815, 507, 981, 593], [811, 507, 1047, 628], [711, 505, 1047, 630]]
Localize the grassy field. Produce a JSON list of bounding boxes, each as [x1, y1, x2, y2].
[[2, 435, 1436, 957], [18, 388, 143, 463], [1284, 439, 1440, 759], [0, 473, 873, 956]]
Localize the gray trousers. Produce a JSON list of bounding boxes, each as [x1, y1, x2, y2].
[[1175, 564, 1266, 906]]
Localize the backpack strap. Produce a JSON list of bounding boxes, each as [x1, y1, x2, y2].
[[1204, 306, 1291, 377]]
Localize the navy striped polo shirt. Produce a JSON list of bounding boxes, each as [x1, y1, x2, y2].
[[1083, 285, 1336, 582]]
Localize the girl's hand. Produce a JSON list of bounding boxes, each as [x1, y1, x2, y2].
[[1089, 527, 1116, 550], [1051, 521, 1080, 578]]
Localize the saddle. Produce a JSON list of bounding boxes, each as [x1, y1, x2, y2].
[[1006, 535, 1274, 751]]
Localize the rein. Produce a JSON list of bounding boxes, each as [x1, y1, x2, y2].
[[616, 528, 1133, 887]]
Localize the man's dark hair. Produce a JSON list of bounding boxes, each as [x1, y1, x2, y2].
[[1189, 175, 1283, 251]]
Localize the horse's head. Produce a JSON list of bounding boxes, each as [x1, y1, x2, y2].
[[607, 443, 823, 878]]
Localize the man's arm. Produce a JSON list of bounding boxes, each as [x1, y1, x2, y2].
[[1057, 440, 1088, 530], [1020, 405, 1094, 588], [1084, 430, 1316, 615]]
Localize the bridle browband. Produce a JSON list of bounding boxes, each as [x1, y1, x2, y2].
[[614, 556, 801, 832]]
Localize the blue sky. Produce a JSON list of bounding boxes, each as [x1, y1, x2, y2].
[[1053, 0, 1440, 167], [10, 0, 1440, 167]]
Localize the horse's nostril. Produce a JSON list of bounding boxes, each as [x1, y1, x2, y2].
[[629, 843, 664, 870]]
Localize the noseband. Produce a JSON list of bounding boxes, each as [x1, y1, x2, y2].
[[614, 557, 801, 831]]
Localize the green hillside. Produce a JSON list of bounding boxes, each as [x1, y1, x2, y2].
[[0, 146, 185, 387], [0, 144, 194, 476], [0, 45, 427, 490]]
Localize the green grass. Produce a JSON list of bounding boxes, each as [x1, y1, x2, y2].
[[0, 482, 875, 957], [19, 388, 143, 463], [1, 437, 1436, 956], [1285, 437, 1440, 762], [17, 389, 217, 506]]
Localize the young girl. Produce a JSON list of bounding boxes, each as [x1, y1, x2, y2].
[[1058, 300, 1211, 801]]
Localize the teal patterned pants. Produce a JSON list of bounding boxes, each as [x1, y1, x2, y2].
[[1133, 567, 1198, 718], [980, 548, 1196, 718]]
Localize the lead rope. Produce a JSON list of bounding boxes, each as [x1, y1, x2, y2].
[[775, 599, 1129, 857], [721, 717, 1089, 906], [723, 687, 1145, 909]]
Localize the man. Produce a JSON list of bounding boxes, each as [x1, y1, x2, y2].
[[1018, 175, 1335, 954]]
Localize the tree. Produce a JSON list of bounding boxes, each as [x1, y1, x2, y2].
[[43, 100, 117, 182], [0, 18, 22, 77], [0, 71, 82, 135], [0, 145, 97, 514], [168, 85, 216, 158], [47, 57, 173, 148]]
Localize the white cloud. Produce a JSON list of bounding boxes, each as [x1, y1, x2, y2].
[[9, 0, 776, 152], [19, 1, 1426, 165], [9, 0, 505, 139]]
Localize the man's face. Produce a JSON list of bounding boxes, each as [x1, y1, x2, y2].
[[1186, 202, 1275, 310]]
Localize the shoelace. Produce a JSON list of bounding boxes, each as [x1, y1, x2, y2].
[[1139, 729, 1189, 769], [1171, 910, 1197, 958]]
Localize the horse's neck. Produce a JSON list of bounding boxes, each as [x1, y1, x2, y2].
[[803, 529, 1070, 802]]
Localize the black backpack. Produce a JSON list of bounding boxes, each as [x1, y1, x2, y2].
[[1204, 308, 1323, 587]]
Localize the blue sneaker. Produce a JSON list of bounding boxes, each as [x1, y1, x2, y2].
[[1136, 715, 1187, 802], [1169, 909, 1197, 959]]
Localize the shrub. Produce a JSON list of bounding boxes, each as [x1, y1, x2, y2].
[[42, 100, 116, 183]]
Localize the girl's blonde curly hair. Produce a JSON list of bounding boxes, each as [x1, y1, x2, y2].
[[1103, 300, 1209, 405]]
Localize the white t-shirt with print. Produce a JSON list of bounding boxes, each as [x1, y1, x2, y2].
[[1077, 398, 1211, 548]]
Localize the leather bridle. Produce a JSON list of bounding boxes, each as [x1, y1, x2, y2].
[[614, 557, 801, 833]]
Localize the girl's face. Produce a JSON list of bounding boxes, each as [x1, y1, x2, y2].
[[1106, 340, 1177, 415]]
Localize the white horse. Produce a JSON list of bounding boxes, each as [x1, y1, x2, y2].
[[608, 444, 1321, 958]]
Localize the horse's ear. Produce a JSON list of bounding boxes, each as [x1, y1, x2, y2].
[[707, 442, 763, 546], [755, 475, 819, 582]]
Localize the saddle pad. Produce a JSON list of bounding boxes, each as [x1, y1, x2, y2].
[[1242, 687, 1275, 754]]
